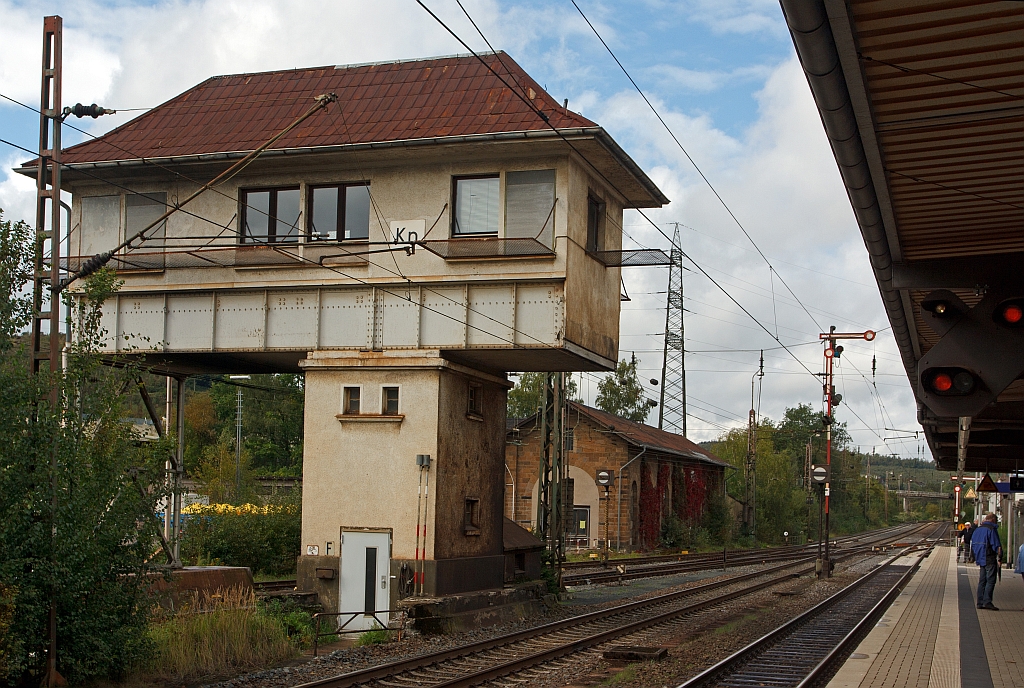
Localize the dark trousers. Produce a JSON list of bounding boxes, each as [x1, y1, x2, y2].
[[977, 561, 998, 606]]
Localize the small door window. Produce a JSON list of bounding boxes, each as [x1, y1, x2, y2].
[[363, 546, 377, 615]]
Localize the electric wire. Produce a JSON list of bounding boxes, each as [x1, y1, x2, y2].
[[0, 134, 561, 353], [416, 0, 823, 386], [569, 0, 829, 335]]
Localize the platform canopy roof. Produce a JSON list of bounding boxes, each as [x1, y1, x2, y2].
[[20, 51, 667, 208], [782, 0, 1024, 472]]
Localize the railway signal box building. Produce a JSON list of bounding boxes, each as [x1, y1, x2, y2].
[[23, 52, 667, 611]]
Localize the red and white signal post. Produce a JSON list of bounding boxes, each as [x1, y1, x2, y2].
[[819, 326, 875, 578]]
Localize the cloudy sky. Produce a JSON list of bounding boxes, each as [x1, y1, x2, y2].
[[0, 0, 926, 458]]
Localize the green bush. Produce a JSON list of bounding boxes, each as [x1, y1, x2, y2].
[[180, 501, 300, 575], [659, 514, 686, 549]]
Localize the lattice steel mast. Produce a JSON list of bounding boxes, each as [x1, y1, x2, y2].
[[658, 224, 686, 435]]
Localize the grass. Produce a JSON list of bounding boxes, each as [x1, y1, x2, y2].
[[601, 664, 638, 685], [145, 586, 298, 682], [714, 613, 759, 635], [357, 629, 395, 646]]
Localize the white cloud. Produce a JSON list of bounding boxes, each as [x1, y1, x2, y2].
[[646, 63, 775, 93], [585, 56, 918, 446], [0, 1, 920, 453], [679, 0, 788, 36]]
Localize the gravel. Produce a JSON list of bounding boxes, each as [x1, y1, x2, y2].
[[199, 553, 897, 688]]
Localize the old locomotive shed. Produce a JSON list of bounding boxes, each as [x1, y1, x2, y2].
[[22, 52, 667, 617], [507, 403, 728, 551], [783, 0, 1024, 475]]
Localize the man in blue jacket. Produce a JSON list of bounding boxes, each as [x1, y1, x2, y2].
[[971, 512, 1003, 610]]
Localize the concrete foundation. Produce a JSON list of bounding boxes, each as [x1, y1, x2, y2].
[[398, 581, 550, 634], [151, 565, 253, 610]]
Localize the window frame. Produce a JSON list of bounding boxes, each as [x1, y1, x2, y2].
[[468, 382, 483, 417], [240, 186, 301, 244], [464, 497, 481, 535], [586, 193, 606, 254], [381, 386, 401, 416], [342, 386, 362, 415], [306, 181, 372, 242], [451, 174, 501, 237]]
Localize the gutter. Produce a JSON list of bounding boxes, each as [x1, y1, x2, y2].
[[780, 0, 917, 385], [16, 127, 669, 209]]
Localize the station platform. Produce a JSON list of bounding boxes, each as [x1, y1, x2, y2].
[[829, 545, 1024, 688]]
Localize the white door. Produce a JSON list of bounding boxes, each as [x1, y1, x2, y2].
[[339, 531, 391, 631]]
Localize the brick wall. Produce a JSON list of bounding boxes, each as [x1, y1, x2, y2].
[[505, 407, 725, 551]]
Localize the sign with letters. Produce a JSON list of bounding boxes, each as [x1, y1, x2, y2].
[[390, 219, 426, 244]]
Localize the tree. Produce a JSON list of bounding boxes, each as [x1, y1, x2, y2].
[[506, 372, 579, 419], [194, 435, 259, 505], [596, 356, 651, 423], [0, 210, 166, 683], [206, 374, 304, 475]]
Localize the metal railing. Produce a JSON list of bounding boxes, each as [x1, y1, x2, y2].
[[311, 609, 407, 657]]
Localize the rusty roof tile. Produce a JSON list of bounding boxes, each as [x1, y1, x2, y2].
[[56, 52, 596, 164]]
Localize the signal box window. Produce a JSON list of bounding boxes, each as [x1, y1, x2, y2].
[[464, 497, 481, 535], [468, 383, 483, 417], [505, 169, 555, 248], [309, 183, 371, 241], [241, 187, 300, 243], [382, 387, 400, 415], [343, 387, 361, 415], [586, 194, 605, 253], [453, 176, 499, 236]]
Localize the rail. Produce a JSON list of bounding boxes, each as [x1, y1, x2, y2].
[[676, 522, 947, 688]]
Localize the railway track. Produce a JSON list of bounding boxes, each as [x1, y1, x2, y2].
[[563, 522, 928, 586], [292, 522, 939, 688], [259, 523, 927, 593], [677, 521, 949, 688]]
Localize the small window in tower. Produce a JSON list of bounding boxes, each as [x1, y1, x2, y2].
[[468, 383, 483, 417], [343, 387, 361, 414], [382, 387, 400, 415], [564, 427, 574, 451], [464, 497, 481, 535], [586, 194, 605, 253]]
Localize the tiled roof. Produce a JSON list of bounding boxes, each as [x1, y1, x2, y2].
[[511, 402, 731, 469], [56, 52, 597, 165], [568, 403, 732, 468], [503, 518, 543, 552]]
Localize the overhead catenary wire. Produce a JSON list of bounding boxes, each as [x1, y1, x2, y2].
[[569, 0, 828, 336], [260, 2, 812, 393]]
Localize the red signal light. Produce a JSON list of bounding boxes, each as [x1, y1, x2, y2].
[[924, 368, 977, 396], [1002, 304, 1023, 324]]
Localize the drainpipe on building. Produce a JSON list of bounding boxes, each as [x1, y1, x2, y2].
[[505, 463, 516, 521], [616, 446, 647, 551]]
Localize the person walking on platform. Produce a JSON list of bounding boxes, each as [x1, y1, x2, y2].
[[963, 520, 977, 563], [1014, 542, 1024, 611], [971, 512, 1002, 610]]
